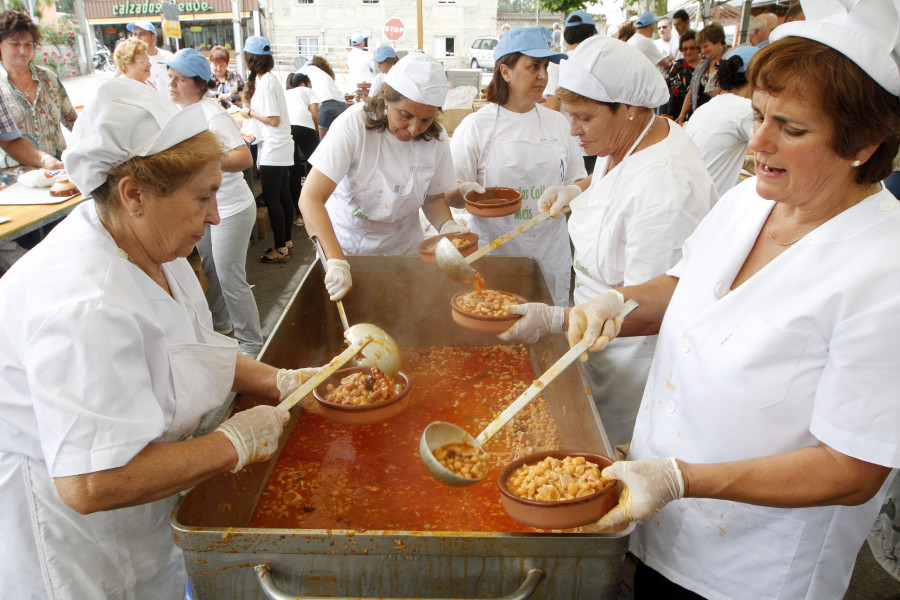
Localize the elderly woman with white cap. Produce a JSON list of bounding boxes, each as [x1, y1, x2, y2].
[[0, 78, 319, 597], [239, 35, 296, 263], [299, 52, 461, 301], [565, 1, 900, 597], [450, 26, 587, 307], [500, 35, 714, 447], [166, 48, 264, 357]]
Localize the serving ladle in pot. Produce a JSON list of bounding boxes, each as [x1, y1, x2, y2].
[[435, 210, 554, 285], [277, 323, 401, 411], [419, 300, 639, 486]]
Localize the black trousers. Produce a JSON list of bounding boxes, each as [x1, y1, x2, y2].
[[259, 164, 292, 248], [289, 125, 320, 213]]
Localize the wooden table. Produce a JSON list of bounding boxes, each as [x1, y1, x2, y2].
[[0, 194, 87, 243]]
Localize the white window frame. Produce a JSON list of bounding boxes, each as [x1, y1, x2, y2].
[[297, 36, 318, 56]]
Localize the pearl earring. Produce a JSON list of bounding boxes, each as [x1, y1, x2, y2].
[[851, 159, 861, 167], [628, 116, 634, 121]]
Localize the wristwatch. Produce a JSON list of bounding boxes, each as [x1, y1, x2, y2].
[[39, 155, 51, 169]]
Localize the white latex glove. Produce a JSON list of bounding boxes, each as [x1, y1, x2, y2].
[[458, 181, 486, 199], [498, 302, 565, 344], [567, 290, 625, 356], [324, 258, 351, 301], [537, 184, 581, 217], [215, 405, 290, 473], [276, 367, 322, 401], [594, 457, 685, 530], [439, 218, 469, 235]]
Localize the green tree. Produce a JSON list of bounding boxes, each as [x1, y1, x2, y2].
[[498, 0, 537, 12], [539, 0, 588, 13], [56, 0, 75, 14]]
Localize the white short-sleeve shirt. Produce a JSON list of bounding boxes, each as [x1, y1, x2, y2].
[[198, 98, 254, 219], [249, 71, 294, 166], [286, 85, 317, 130], [685, 92, 753, 198]]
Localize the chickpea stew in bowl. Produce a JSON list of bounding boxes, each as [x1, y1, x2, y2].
[[313, 366, 412, 425], [450, 289, 526, 334]]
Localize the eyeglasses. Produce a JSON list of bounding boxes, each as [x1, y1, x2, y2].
[[681, 45, 699, 51], [658, 25, 669, 29]]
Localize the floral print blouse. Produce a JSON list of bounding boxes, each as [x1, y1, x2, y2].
[[0, 62, 77, 170]]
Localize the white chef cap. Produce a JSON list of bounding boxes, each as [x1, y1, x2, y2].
[[383, 53, 449, 107], [770, 0, 900, 97], [557, 35, 669, 108], [63, 78, 208, 196]]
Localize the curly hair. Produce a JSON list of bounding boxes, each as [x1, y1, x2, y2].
[[362, 83, 443, 142], [0, 10, 40, 50], [113, 38, 148, 71], [309, 55, 335, 79]]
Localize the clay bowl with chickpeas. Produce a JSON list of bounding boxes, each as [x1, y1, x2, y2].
[[464, 187, 523, 218], [450, 289, 526, 335], [417, 233, 479, 264], [498, 450, 620, 530], [312, 366, 411, 426]]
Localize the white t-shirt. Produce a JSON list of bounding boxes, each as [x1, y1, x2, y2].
[[631, 180, 900, 600], [669, 34, 683, 60], [299, 64, 346, 104], [369, 71, 386, 98], [198, 98, 255, 219], [148, 47, 173, 96], [285, 86, 317, 130], [347, 47, 374, 89], [249, 71, 294, 166], [685, 92, 753, 198], [628, 33, 667, 67], [654, 37, 670, 57]]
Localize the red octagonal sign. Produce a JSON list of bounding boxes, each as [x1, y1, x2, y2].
[[384, 17, 405, 42]]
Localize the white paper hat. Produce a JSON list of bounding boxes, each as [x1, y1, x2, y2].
[[770, 0, 900, 96], [383, 52, 449, 107], [558, 35, 669, 108], [63, 78, 208, 195]]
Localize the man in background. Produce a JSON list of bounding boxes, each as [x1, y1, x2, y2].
[[670, 9, 690, 60]]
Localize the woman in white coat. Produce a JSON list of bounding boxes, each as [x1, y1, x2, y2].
[[685, 45, 757, 198], [450, 26, 587, 308], [501, 36, 715, 447], [568, 6, 900, 598], [166, 48, 264, 357], [299, 53, 462, 302], [239, 36, 295, 263], [0, 79, 320, 598]]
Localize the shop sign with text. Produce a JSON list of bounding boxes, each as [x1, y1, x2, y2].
[[112, 0, 212, 16]]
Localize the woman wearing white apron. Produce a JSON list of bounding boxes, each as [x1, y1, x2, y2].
[[500, 36, 715, 447], [450, 27, 587, 308], [301, 53, 462, 301], [0, 79, 321, 598]]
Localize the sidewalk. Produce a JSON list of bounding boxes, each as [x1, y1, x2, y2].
[[61, 70, 116, 109]]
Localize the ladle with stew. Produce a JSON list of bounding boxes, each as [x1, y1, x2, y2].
[[434, 210, 554, 285], [277, 323, 401, 411], [419, 300, 639, 486]]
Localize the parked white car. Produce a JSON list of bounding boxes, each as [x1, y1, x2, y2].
[[468, 36, 499, 71]]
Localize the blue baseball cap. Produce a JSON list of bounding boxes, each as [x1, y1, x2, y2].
[[724, 45, 759, 73], [350, 33, 365, 46], [242, 36, 273, 56], [373, 45, 397, 62], [635, 11, 659, 28], [126, 20, 157, 36], [165, 48, 211, 81], [565, 10, 595, 28], [494, 27, 566, 63]]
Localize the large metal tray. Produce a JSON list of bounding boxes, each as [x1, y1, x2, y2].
[[172, 255, 631, 599]]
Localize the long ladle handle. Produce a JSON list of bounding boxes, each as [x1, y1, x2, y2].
[[276, 336, 372, 411], [466, 210, 553, 264], [474, 299, 640, 446], [311, 236, 350, 332]]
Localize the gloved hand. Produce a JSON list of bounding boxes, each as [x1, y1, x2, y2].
[[567, 290, 625, 356], [276, 367, 322, 401], [595, 457, 685, 530], [498, 302, 565, 344], [458, 181, 486, 200], [439, 218, 469, 235], [324, 258, 351, 301], [538, 184, 582, 217], [215, 405, 290, 473]]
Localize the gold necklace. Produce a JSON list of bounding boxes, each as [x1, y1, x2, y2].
[[766, 183, 877, 246], [117, 247, 138, 265]]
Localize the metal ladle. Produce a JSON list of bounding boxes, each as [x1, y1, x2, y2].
[[435, 211, 554, 285], [277, 323, 401, 411], [419, 300, 639, 486], [312, 236, 350, 331]]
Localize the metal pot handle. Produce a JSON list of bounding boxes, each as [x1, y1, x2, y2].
[[253, 564, 545, 600]]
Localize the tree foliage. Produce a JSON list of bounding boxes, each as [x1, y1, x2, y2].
[[539, 0, 587, 14], [499, 0, 586, 14]]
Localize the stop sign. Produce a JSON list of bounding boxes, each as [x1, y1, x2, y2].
[[384, 17, 405, 42]]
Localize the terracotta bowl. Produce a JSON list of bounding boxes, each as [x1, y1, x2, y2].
[[417, 233, 479, 264], [313, 366, 411, 426], [497, 450, 621, 530], [464, 187, 523, 218], [450, 290, 525, 335]]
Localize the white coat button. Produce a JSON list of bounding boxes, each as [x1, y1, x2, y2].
[[714, 282, 729, 298], [880, 200, 896, 211], [658, 159, 667, 167], [664, 400, 676, 414], [681, 339, 691, 353]]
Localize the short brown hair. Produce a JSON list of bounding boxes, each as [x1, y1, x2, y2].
[[113, 38, 148, 71], [362, 83, 443, 142], [485, 53, 523, 105], [208, 45, 230, 65], [93, 131, 224, 210], [0, 10, 40, 50], [749, 37, 900, 184], [696, 22, 726, 46]]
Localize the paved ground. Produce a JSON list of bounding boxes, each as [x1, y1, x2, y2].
[[62, 72, 900, 600]]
